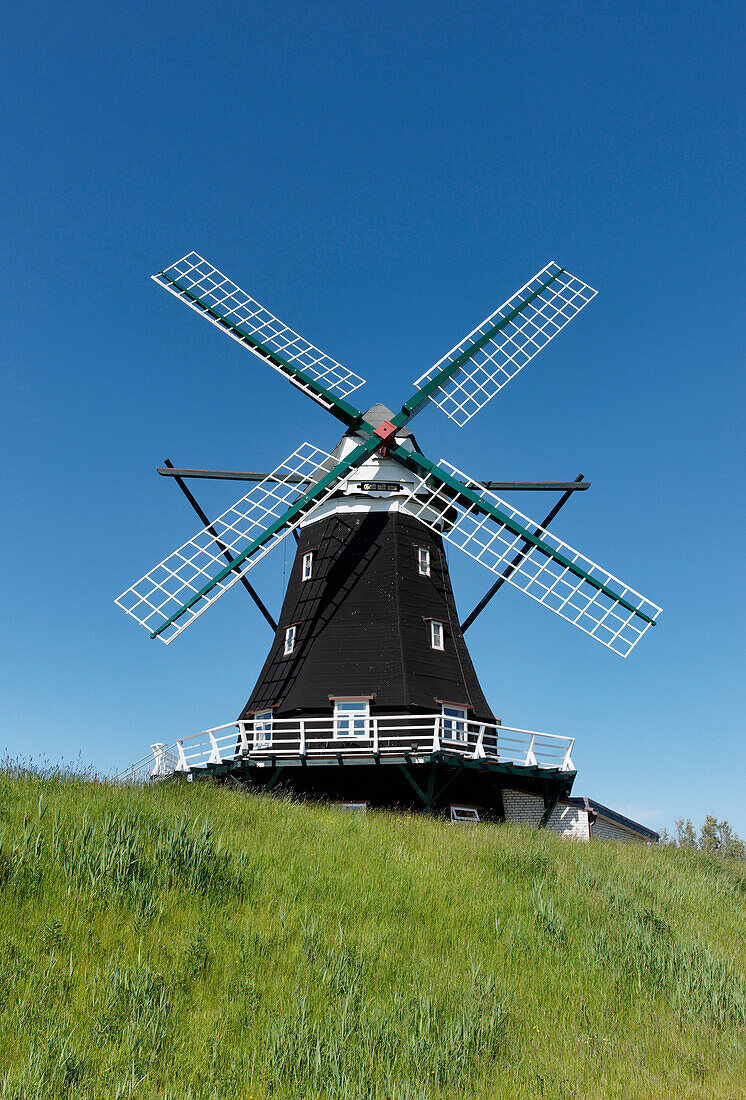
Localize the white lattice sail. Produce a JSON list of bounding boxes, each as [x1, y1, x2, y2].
[[116, 443, 337, 644], [153, 253, 366, 402], [400, 461, 661, 657], [413, 262, 596, 426]]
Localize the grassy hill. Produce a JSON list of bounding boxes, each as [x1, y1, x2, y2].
[[0, 773, 744, 1099]]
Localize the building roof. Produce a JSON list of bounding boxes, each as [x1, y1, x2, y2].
[[564, 796, 659, 841]]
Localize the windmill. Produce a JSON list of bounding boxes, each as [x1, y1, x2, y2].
[[115, 254, 661, 823]]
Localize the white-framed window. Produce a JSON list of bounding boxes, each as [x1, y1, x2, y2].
[[333, 699, 370, 738], [450, 804, 480, 824], [442, 704, 468, 742], [418, 547, 431, 576], [284, 625, 296, 656], [302, 551, 313, 581], [253, 710, 273, 747], [430, 620, 444, 650]]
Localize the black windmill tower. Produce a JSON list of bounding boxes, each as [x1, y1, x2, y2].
[[117, 254, 661, 817]]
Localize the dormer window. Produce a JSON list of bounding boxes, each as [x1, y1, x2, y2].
[[442, 704, 468, 742], [417, 547, 431, 576], [430, 620, 444, 651], [284, 625, 296, 656], [302, 551, 313, 581], [333, 699, 370, 738], [253, 710, 273, 746]]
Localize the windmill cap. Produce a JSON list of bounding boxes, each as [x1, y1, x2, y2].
[[346, 403, 419, 448]]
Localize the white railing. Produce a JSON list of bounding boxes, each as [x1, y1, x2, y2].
[[114, 715, 575, 784], [115, 742, 179, 784]]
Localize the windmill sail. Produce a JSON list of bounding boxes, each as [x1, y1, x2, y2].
[[153, 253, 365, 414], [116, 443, 336, 644], [399, 460, 661, 657], [412, 262, 596, 426]]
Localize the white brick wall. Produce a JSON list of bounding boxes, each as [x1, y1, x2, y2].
[[547, 801, 590, 840], [503, 789, 590, 839], [503, 788, 545, 827], [501, 790, 652, 844]]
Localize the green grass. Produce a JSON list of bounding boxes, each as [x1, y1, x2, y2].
[[0, 774, 744, 1099]]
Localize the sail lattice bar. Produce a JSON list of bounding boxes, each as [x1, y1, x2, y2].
[[116, 443, 334, 644], [153, 253, 366, 402], [400, 461, 661, 657], [412, 262, 596, 426]]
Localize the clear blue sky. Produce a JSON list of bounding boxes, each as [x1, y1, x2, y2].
[[2, 0, 743, 833]]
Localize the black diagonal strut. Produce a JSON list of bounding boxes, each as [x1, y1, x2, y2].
[[460, 475, 586, 633], [163, 459, 277, 633]]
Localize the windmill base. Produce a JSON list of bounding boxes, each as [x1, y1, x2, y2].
[[187, 753, 656, 843], [191, 750, 574, 824]]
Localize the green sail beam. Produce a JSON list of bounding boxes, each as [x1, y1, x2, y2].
[[160, 271, 364, 431], [397, 267, 564, 422], [389, 445, 656, 626]]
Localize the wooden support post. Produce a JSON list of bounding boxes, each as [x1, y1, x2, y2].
[[397, 763, 429, 807], [539, 781, 569, 829], [425, 763, 438, 808], [430, 765, 462, 808], [208, 731, 222, 764], [265, 767, 284, 792], [474, 724, 486, 759], [175, 740, 190, 772]]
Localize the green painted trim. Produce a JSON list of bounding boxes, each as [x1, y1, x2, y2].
[[150, 433, 384, 638], [432, 753, 574, 783], [161, 273, 364, 431], [388, 445, 656, 626], [399, 267, 564, 420]]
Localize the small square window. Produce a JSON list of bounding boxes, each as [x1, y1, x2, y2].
[[253, 710, 273, 746], [284, 625, 296, 656], [334, 699, 369, 738], [302, 551, 313, 581], [418, 547, 430, 576], [430, 620, 444, 650], [442, 705, 468, 741]]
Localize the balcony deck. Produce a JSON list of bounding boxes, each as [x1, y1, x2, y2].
[[115, 715, 575, 786]]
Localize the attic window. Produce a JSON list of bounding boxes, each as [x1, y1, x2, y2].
[[418, 547, 430, 576], [302, 551, 313, 581], [284, 625, 296, 656], [430, 620, 444, 651]]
